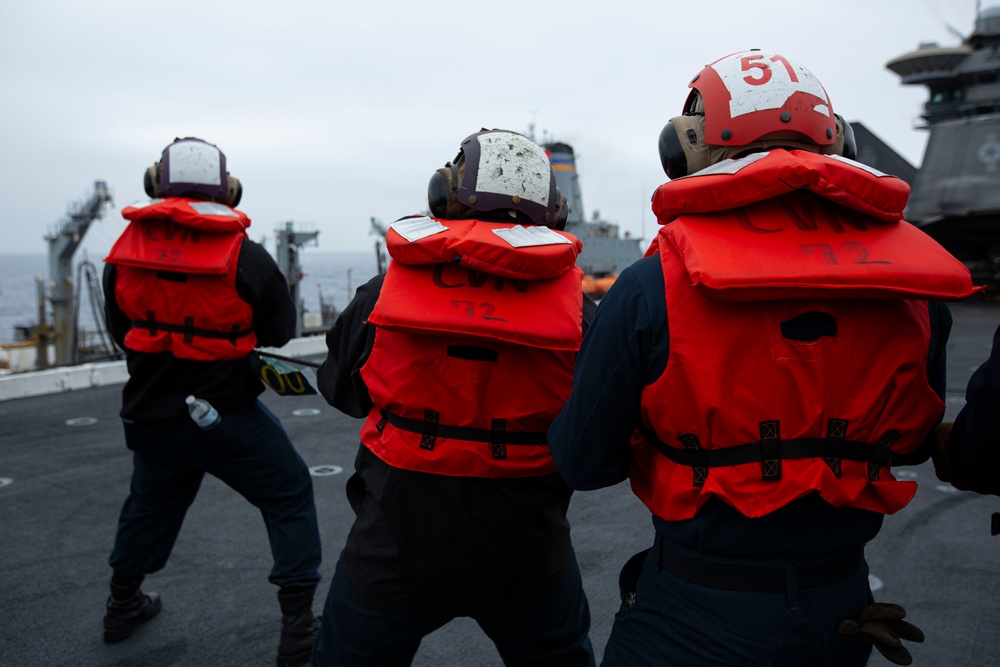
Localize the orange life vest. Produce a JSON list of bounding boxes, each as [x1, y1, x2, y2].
[[632, 150, 981, 520], [360, 217, 584, 477], [105, 197, 257, 360]]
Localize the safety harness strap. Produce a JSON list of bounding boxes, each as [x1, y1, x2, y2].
[[131, 316, 253, 346], [826, 418, 848, 478], [380, 408, 547, 455], [640, 420, 894, 483]]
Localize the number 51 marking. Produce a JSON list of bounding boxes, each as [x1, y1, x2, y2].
[[742, 54, 798, 85]]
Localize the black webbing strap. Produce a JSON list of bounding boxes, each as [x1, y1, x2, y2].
[[420, 410, 439, 451], [131, 316, 253, 347], [491, 419, 508, 460], [826, 418, 848, 478], [873, 431, 900, 481], [143, 311, 158, 336], [640, 423, 895, 483], [760, 420, 781, 481], [678, 434, 707, 488], [379, 409, 548, 454]]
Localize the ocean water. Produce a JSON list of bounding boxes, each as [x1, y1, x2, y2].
[[0, 251, 381, 343]]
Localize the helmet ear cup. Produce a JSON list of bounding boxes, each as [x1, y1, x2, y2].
[[144, 163, 161, 198], [552, 192, 568, 231], [427, 162, 459, 218], [840, 115, 857, 161], [658, 120, 688, 179], [659, 114, 711, 179], [819, 114, 858, 160], [221, 175, 242, 207]]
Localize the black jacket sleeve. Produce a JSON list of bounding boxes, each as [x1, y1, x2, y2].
[[317, 274, 384, 418], [235, 239, 296, 348], [947, 321, 1000, 495], [894, 300, 954, 466], [102, 262, 129, 350]]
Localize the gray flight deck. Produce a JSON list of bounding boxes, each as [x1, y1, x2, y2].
[[1, 300, 998, 667]]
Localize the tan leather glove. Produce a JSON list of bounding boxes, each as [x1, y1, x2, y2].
[[926, 421, 958, 485], [837, 602, 925, 666]]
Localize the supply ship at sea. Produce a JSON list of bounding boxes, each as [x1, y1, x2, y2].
[[544, 141, 644, 298]]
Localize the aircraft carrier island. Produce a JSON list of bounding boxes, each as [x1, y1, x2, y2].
[[854, 4, 1000, 291]]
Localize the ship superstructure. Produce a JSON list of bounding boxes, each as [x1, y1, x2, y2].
[[880, 4, 1000, 286], [544, 142, 643, 297], [274, 222, 337, 337]]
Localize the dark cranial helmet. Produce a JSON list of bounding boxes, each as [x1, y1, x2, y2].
[[658, 50, 856, 179], [144, 137, 242, 207], [427, 129, 567, 229]]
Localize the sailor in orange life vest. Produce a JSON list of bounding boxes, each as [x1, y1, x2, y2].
[[547, 50, 982, 667], [311, 129, 597, 666], [101, 137, 322, 667]]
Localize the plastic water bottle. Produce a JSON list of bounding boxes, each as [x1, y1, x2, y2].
[[186, 395, 221, 430]]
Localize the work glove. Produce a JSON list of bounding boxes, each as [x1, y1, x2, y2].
[[837, 602, 925, 666], [926, 422, 959, 486]]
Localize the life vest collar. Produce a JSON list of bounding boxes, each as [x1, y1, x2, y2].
[[386, 216, 582, 281], [122, 197, 250, 233], [652, 150, 909, 225], [654, 194, 982, 302], [646, 149, 982, 302]]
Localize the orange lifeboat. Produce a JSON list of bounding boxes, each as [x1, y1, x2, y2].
[[581, 274, 618, 299]]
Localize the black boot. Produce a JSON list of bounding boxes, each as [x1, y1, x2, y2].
[[103, 575, 161, 643], [276, 585, 320, 667]]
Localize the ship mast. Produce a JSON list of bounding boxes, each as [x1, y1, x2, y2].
[[274, 221, 319, 338]]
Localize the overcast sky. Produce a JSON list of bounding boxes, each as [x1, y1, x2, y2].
[[0, 0, 984, 260]]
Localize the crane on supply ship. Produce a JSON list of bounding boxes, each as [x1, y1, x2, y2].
[[37, 180, 116, 368], [274, 221, 337, 337]]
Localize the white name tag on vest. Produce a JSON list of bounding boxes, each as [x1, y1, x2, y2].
[[390, 216, 449, 242], [494, 225, 572, 248]]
